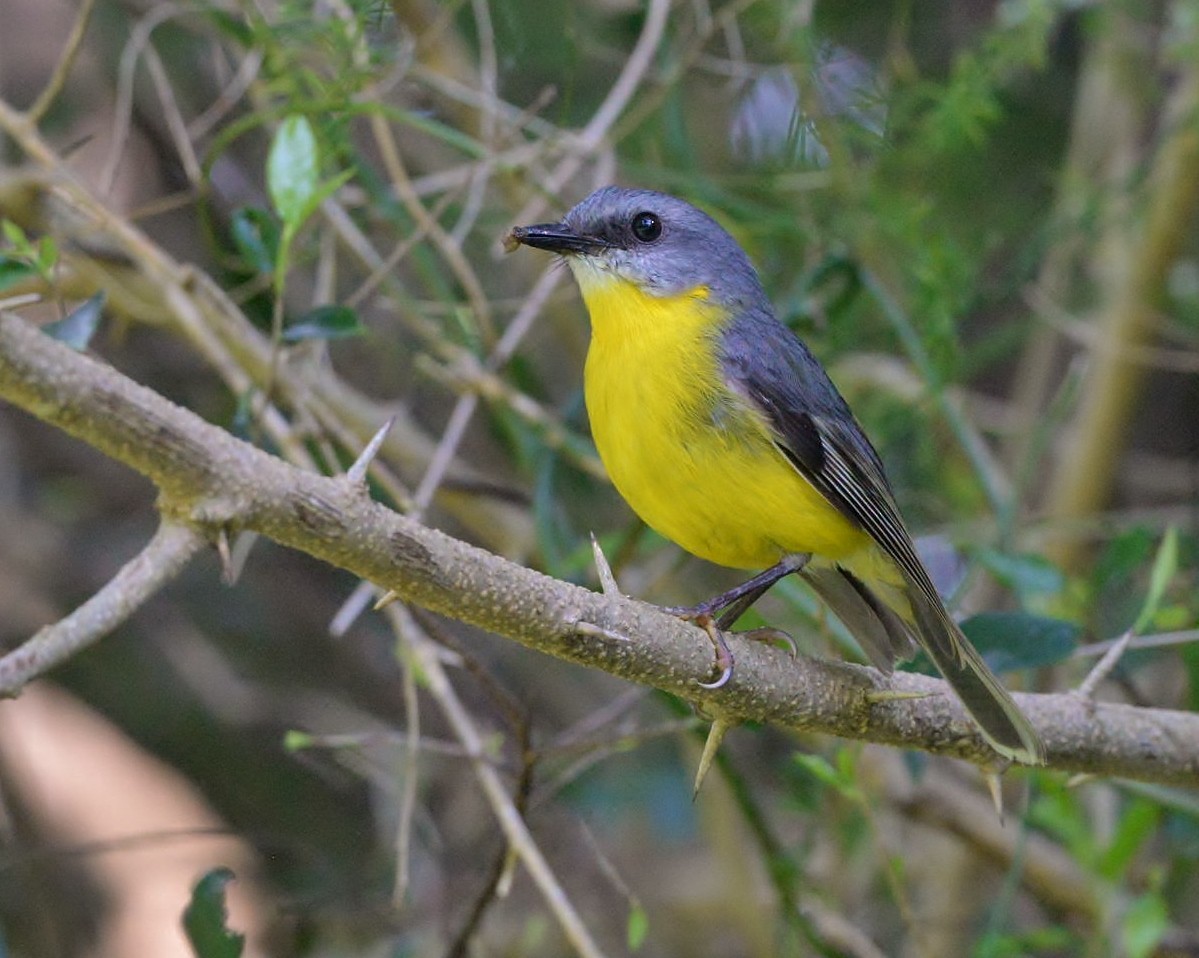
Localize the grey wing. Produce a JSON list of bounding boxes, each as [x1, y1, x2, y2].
[[720, 318, 1046, 764], [719, 314, 946, 617]]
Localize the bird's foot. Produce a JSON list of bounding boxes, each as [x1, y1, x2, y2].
[[690, 613, 735, 689], [662, 600, 720, 620], [737, 626, 797, 657], [666, 611, 797, 689], [662, 610, 734, 689]]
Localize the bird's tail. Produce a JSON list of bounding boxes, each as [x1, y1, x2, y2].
[[804, 564, 1044, 765]]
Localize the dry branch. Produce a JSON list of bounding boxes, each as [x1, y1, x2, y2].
[[1, 310, 1198, 786], [1045, 65, 1199, 567], [0, 520, 205, 691]]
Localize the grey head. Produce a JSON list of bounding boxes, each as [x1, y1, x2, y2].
[[509, 187, 770, 308]]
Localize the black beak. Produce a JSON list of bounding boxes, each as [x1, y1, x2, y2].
[[506, 222, 615, 255]]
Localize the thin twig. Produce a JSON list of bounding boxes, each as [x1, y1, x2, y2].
[[385, 605, 423, 906], [402, 615, 606, 958], [0, 520, 206, 695], [510, 0, 671, 225], [411, 265, 565, 515], [1076, 630, 1133, 700], [367, 111, 496, 344], [1045, 66, 1199, 568], [417, 353, 605, 480], [100, 2, 187, 196], [187, 48, 264, 140], [26, 0, 99, 124], [413, 393, 481, 517], [143, 45, 203, 186], [1074, 628, 1199, 658]]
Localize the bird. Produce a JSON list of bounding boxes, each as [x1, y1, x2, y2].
[[508, 186, 1044, 765]]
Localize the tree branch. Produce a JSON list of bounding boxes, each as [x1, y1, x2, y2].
[[1, 310, 1197, 785], [1045, 64, 1199, 568], [0, 520, 205, 692]]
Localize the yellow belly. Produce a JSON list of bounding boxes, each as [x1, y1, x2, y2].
[[577, 271, 871, 570]]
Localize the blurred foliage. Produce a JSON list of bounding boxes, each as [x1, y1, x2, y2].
[[1, 0, 1198, 956]]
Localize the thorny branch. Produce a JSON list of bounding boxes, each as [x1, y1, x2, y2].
[[1, 310, 1198, 788], [0, 520, 205, 692]]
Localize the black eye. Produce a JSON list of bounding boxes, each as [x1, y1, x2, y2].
[[630, 211, 662, 243]]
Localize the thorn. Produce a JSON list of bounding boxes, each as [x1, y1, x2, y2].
[[693, 718, 733, 799], [574, 621, 632, 643], [589, 532, 621, 596], [0, 292, 42, 311], [216, 529, 235, 584], [374, 589, 400, 611], [345, 417, 395, 486], [983, 768, 1005, 824], [224, 531, 258, 586], [1076, 629, 1133, 699], [496, 845, 519, 898]]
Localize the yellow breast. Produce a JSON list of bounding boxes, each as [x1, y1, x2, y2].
[[574, 268, 870, 570]]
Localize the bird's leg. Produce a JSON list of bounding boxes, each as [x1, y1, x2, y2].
[[664, 554, 810, 622], [666, 554, 810, 687], [714, 581, 776, 630]]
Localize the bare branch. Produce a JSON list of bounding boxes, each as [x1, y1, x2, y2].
[[25, 0, 98, 124], [1045, 65, 1199, 568], [398, 607, 606, 958], [0, 519, 206, 694], [1, 311, 1198, 785], [0, 152, 529, 554]]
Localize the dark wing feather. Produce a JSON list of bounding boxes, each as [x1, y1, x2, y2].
[[719, 313, 945, 620], [719, 314, 1044, 763]]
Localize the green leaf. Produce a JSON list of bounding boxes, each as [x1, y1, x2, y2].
[[203, 8, 255, 46], [389, 106, 487, 159], [976, 924, 1079, 958], [230, 207, 279, 276], [793, 750, 860, 800], [283, 729, 313, 751], [1030, 785, 1094, 862], [0, 255, 37, 292], [1093, 527, 1155, 591], [1099, 799, 1159, 881], [1133, 527, 1179, 634], [960, 611, 1079, 672], [793, 753, 841, 788], [268, 115, 321, 228], [1186, 643, 1199, 712], [1122, 890, 1168, 958], [974, 549, 1064, 599], [182, 867, 244, 958], [2, 220, 27, 247], [1122, 780, 1199, 821], [282, 305, 366, 343], [288, 168, 353, 241], [626, 902, 649, 951], [42, 292, 105, 350], [35, 236, 58, 275]]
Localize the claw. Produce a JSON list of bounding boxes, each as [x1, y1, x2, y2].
[[739, 626, 797, 656], [691, 613, 734, 689], [697, 669, 733, 691]]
